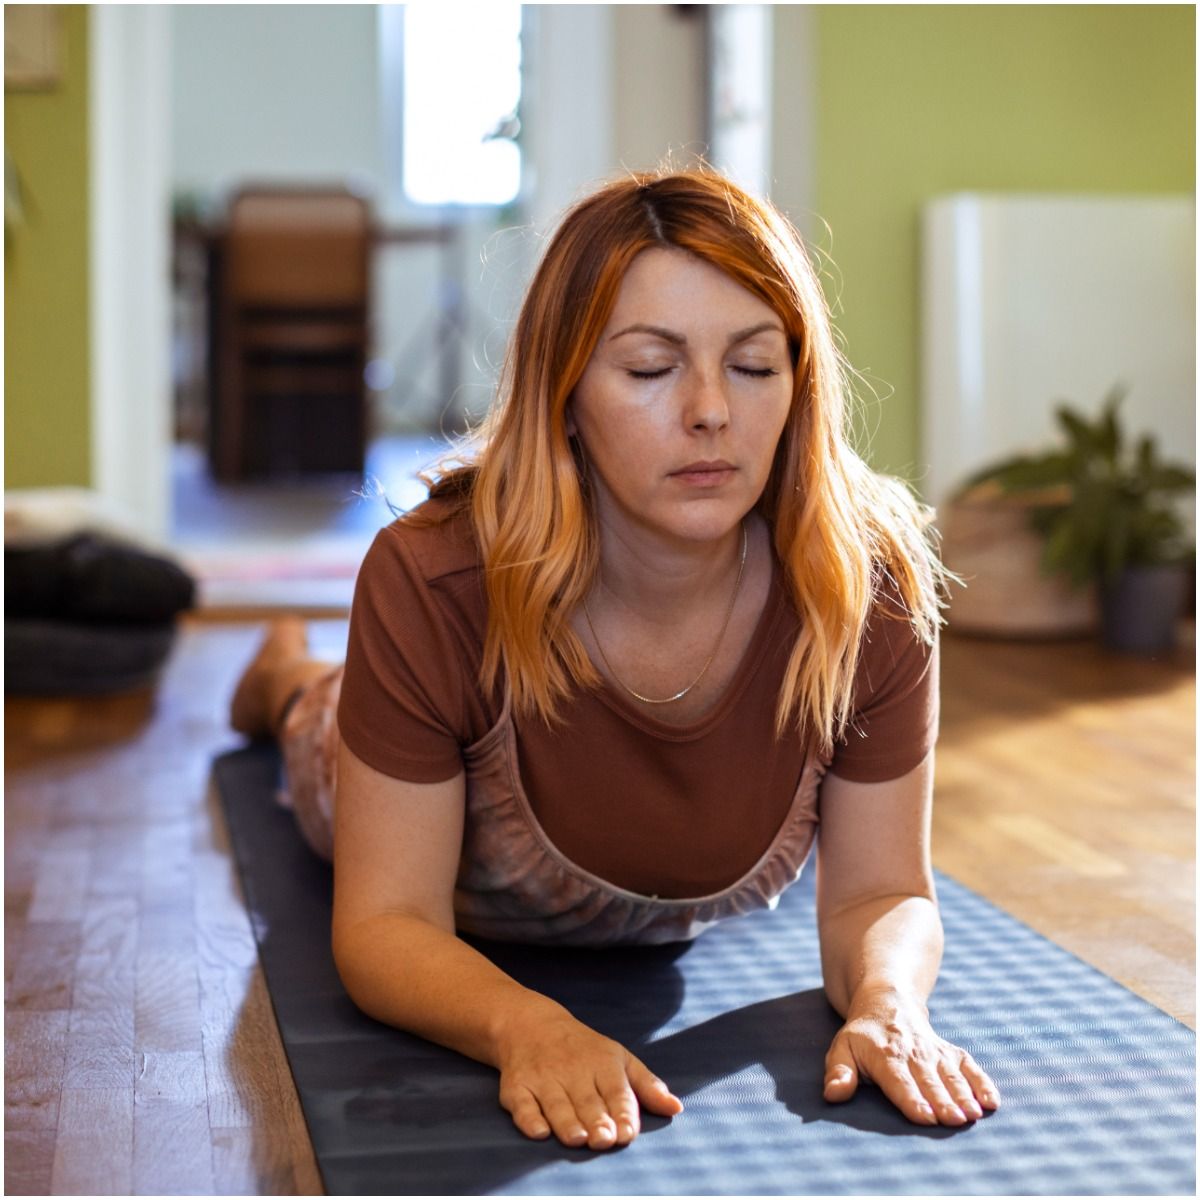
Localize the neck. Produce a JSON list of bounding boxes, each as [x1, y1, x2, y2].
[[591, 510, 749, 625]]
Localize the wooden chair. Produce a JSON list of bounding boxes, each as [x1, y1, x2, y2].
[[211, 186, 371, 481]]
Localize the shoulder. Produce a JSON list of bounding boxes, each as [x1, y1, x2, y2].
[[854, 564, 937, 695], [366, 496, 482, 588], [356, 496, 487, 643]]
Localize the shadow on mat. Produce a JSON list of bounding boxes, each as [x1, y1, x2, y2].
[[480, 939, 965, 1141]]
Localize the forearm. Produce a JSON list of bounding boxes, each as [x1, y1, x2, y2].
[[333, 912, 569, 1068], [818, 893, 944, 1018]]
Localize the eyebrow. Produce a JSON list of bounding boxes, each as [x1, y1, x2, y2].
[[607, 320, 785, 347]]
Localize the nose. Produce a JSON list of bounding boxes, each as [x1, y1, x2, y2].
[[683, 369, 730, 433]]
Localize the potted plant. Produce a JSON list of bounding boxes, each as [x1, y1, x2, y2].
[[952, 384, 1195, 655]]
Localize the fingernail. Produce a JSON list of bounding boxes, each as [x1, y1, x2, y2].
[[917, 1102, 936, 1123], [620, 1121, 636, 1140], [530, 1121, 549, 1137]]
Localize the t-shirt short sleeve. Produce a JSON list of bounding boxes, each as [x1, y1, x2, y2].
[[827, 577, 941, 783], [336, 524, 470, 783]]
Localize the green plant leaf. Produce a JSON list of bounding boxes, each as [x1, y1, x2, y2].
[[1102, 501, 1131, 582], [1040, 512, 1089, 584], [1146, 464, 1196, 491], [1055, 404, 1098, 454], [1098, 402, 1120, 463]]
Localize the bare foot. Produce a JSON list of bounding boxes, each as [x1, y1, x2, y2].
[[230, 617, 314, 738]]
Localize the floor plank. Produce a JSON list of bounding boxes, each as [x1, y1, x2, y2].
[[52, 1087, 134, 1196]]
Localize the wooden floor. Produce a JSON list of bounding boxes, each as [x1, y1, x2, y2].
[[5, 616, 1195, 1195]]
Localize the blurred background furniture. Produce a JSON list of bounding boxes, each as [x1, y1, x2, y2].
[[211, 186, 372, 481]]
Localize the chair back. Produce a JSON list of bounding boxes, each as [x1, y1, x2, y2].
[[226, 188, 370, 308]]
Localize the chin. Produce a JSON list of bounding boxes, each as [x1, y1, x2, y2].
[[657, 501, 751, 545]]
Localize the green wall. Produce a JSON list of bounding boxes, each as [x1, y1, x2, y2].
[[5, 5, 92, 489], [809, 4, 1195, 490]]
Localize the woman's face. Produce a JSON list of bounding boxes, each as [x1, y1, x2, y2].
[[567, 247, 794, 547]]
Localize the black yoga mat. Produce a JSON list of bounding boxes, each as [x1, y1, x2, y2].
[[213, 744, 1196, 1196]]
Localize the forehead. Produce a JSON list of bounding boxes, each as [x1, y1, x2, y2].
[[607, 247, 779, 326]]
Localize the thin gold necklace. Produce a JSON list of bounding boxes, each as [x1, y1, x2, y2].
[[582, 520, 748, 705]]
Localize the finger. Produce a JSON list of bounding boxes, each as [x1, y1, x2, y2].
[[958, 1052, 1001, 1110], [908, 1061, 968, 1125], [535, 1080, 592, 1148], [626, 1055, 684, 1116], [498, 1082, 551, 1140], [823, 1034, 859, 1103], [565, 1081, 620, 1150], [595, 1064, 641, 1144], [872, 1059, 941, 1125], [938, 1059, 984, 1121]]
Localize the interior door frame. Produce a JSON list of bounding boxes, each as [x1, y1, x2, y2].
[[89, 4, 172, 541]]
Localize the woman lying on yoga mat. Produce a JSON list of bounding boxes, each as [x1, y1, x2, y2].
[[231, 166, 1001, 1150]]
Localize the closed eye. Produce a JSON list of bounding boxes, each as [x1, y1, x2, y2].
[[625, 365, 780, 380]]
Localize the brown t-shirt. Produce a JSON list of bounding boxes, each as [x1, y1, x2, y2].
[[338, 499, 939, 898]]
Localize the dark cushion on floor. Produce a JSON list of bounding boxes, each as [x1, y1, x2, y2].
[[5, 532, 195, 624], [5, 618, 176, 695]]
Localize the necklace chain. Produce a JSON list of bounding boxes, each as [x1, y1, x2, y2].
[[582, 521, 748, 705]]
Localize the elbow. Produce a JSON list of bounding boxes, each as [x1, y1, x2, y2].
[[330, 907, 452, 1019], [330, 910, 412, 1016], [331, 924, 381, 1017]]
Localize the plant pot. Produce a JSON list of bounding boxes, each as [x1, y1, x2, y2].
[[1099, 563, 1189, 655], [939, 488, 1098, 637]]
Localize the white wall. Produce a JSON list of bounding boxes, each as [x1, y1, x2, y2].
[[613, 5, 707, 174], [170, 5, 383, 197]]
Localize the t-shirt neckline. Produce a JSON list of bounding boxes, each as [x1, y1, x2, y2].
[[588, 557, 792, 742]]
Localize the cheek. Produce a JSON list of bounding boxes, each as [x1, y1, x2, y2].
[[575, 401, 666, 495], [742, 393, 792, 485], [576, 386, 665, 451], [753, 386, 793, 450]]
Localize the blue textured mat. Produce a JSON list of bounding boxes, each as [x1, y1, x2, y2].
[[213, 744, 1196, 1195]]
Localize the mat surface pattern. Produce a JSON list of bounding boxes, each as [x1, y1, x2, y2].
[[214, 745, 1195, 1196]]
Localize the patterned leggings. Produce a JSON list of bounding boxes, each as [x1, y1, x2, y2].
[[275, 665, 344, 863]]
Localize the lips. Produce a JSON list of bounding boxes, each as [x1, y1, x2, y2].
[[668, 460, 737, 489], [670, 459, 735, 475]]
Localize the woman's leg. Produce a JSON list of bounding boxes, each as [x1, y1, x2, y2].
[[230, 616, 336, 738], [231, 618, 343, 861]]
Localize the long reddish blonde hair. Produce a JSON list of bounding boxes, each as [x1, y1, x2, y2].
[[414, 165, 955, 756]]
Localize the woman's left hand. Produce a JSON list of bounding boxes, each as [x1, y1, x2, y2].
[[822, 985, 1001, 1125]]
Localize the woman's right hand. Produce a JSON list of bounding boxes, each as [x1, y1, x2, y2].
[[332, 746, 680, 1150], [495, 1003, 683, 1149]]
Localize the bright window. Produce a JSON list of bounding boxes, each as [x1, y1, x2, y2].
[[401, 3, 523, 207]]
